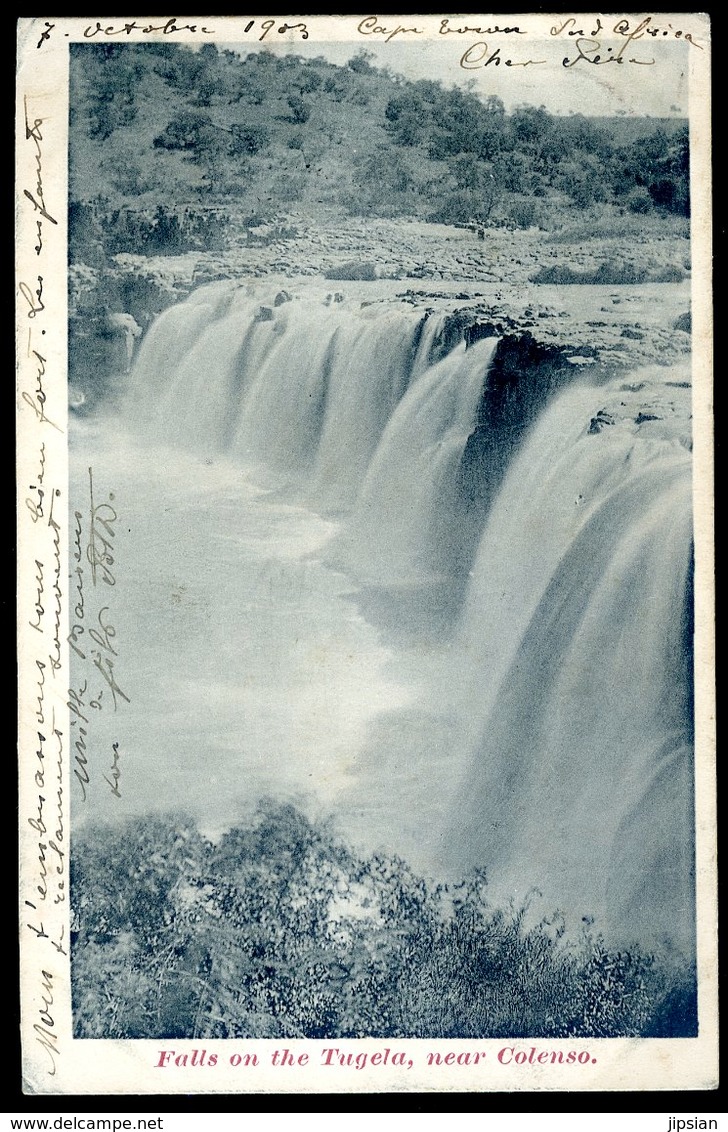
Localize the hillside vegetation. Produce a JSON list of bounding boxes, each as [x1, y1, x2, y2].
[[70, 41, 689, 248]]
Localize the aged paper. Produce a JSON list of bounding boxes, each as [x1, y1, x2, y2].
[[16, 14, 716, 1095]]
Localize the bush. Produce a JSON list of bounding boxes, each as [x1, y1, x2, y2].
[[530, 260, 648, 285], [229, 123, 270, 157], [71, 803, 697, 1040], [626, 186, 654, 214], [325, 260, 378, 281], [427, 190, 483, 226], [347, 49, 375, 74], [153, 109, 212, 151], [504, 196, 543, 229], [555, 156, 609, 209], [652, 264, 687, 283], [287, 95, 310, 125]]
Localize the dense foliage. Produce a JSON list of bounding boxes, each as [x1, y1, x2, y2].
[[69, 41, 689, 244], [71, 802, 696, 1040]]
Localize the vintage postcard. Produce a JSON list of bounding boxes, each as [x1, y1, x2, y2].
[[16, 13, 716, 1095]]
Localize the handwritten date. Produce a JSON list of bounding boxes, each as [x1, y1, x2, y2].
[[242, 19, 309, 41], [83, 18, 213, 39]]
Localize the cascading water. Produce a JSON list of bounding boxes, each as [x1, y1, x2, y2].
[[447, 384, 694, 957], [116, 282, 695, 959], [129, 287, 447, 500], [337, 336, 500, 587]]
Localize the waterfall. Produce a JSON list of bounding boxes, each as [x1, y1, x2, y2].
[[447, 383, 694, 956], [123, 284, 695, 957], [128, 286, 448, 501], [338, 336, 500, 586]]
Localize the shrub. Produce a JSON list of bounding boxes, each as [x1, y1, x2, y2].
[[287, 95, 310, 124], [229, 123, 270, 157], [71, 803, 697, 1040], [530, 260, 648, 285], [153, 109, 212, 151], [505, 196, 543, 229], [626, 186, 654, 214], [652, 264, 687, 283], [347, 49, 375, 74], [427, 190, 483, 226], [325, 260, 378, 281]]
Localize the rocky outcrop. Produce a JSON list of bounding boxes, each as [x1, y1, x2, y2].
[[68, 214, 692, 410], [455, 332, 576, 565], [69, 259, 195, 407]]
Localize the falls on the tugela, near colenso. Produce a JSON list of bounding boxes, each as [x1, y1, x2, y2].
[[117, 281, 695, 962]]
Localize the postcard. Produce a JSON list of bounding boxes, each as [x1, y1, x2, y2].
[[16, 13, 716, 1095]]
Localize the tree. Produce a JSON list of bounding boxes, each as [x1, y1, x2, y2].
[[229, 123, 270, 157], [297, 68, 323, 93], [154, 109, 214, 151], [351, 148, 416, 215], [609, 126, 690, 215], [385, 91, 427, 147], [510, 104, 553, 145], [555, 154, 609, 209], [347, 49, 375, 74], [287, 95, 311, 125]]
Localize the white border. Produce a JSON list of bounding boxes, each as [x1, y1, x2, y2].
[[16, 14, 716, 1096]]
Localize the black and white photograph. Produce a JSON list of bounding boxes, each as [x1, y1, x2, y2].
[[16, 13, 716, 1095]]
